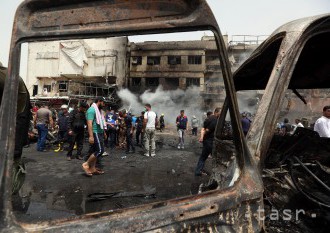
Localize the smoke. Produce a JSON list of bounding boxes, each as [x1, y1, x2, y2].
[[117, 85, 206, 126], [237, 90, 259, 115]]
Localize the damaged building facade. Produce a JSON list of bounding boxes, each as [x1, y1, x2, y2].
[[128, 35, 264, 110], [129, 36, 228, 109], [25, 37, 129, 105], [25, 35, 265, 110], [227, 35, 267, 71]]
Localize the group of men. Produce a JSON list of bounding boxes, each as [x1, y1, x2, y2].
[[33, 101, 89, 160], [33, 98, 330, 179], [37, 101, 330, 178], [81, 100, 160, 176], [276, 105, 330, 138], [33, 97, 220, 177], [33, 97, 160, 176]]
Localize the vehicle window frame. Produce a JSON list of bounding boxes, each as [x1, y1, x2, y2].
[[0, 0, 262, 231]]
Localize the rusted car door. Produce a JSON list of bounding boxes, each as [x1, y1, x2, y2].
[[0, 0, 263, 232], [231, 14, 330, 231], [233, 14, 330, 167]]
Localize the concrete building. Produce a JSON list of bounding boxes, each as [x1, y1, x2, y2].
[[129, 36, 228, 109], [227, 35, 268, 71], [25, 37, 129, 103]]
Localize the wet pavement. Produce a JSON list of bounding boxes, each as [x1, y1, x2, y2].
[[14, 128, 210, 223]]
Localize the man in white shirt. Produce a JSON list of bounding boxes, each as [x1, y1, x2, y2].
[[143, 103, 158, 157], [314, 106, 330, 138], [292, 118, 304, 134]]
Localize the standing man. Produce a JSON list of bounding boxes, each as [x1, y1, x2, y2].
[[82, 97, 107, 176], [54, 104, 70, 152], [34, 103, 53, 152], [67, 102, 88, 160], [143, 104, 157, 157], [159, 113, 165, 132], [105, 108, 117, 150], [135, 111, 145, 146], [195, 107, 221, 176], [176, 110, 188, 149], [292, 118, 304, 133], [191, 115, 199, 136], [123, 110, 135, 154], [314, 105, 330, 138], [280, 118, 292, 136]]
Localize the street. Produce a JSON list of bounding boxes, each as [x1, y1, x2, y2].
[[14, 128, 210, 223]]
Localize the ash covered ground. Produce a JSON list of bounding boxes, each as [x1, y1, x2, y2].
[[12, 127, 330, 232], [14, 127, 210, 223]]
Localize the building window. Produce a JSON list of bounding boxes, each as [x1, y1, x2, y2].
[[146, 78, 159, 87], [168, 56, 181, 65], [188, 55, 202, 64], [186, 78, 200, 87], [206, 55, 218, 62], [33, 85, 38, 96], [131, 56, 142, 65], [132, 78, 141, 86], [43, 85, 51, 93], [58, 81, 68, 92], [147, 56, 161, 65]]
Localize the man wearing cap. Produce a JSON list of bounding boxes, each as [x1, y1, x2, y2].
[[82, 97, 107, 176], [67, 102, 88, 160], [54, 104, 70, 152]]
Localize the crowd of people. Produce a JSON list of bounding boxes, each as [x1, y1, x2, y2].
[[31, 96, 223, 177], [275, 105, 330, 137], [31, 97, 330, 178]]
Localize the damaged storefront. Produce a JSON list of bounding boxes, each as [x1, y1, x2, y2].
[[26, 37, 128, 108]]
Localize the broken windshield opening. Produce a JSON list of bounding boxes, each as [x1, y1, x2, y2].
[[12, 31, 242, 223]]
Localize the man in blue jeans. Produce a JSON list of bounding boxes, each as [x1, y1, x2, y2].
[[105, 108, 117, 150], [34, 104, 53, 152], [195, 107, 220, 176], [176, 110, 188, 149]]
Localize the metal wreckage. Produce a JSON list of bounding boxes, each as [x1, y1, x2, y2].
[[0, 0, 329, 232]]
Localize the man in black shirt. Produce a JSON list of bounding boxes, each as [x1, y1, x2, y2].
[[280, 118, 293, 136], [135, 111, 144, 146], [66, 102, 88, 160], [195, 107, 221, 176], [123, 110, 135, 154]]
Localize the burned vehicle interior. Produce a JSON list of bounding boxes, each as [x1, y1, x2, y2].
[[0, 0, 264, 232], [233, 15, 330, 231]]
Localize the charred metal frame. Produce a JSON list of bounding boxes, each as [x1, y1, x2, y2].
[[0, 0, 262, 232], [233, 14, 330, 167]]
